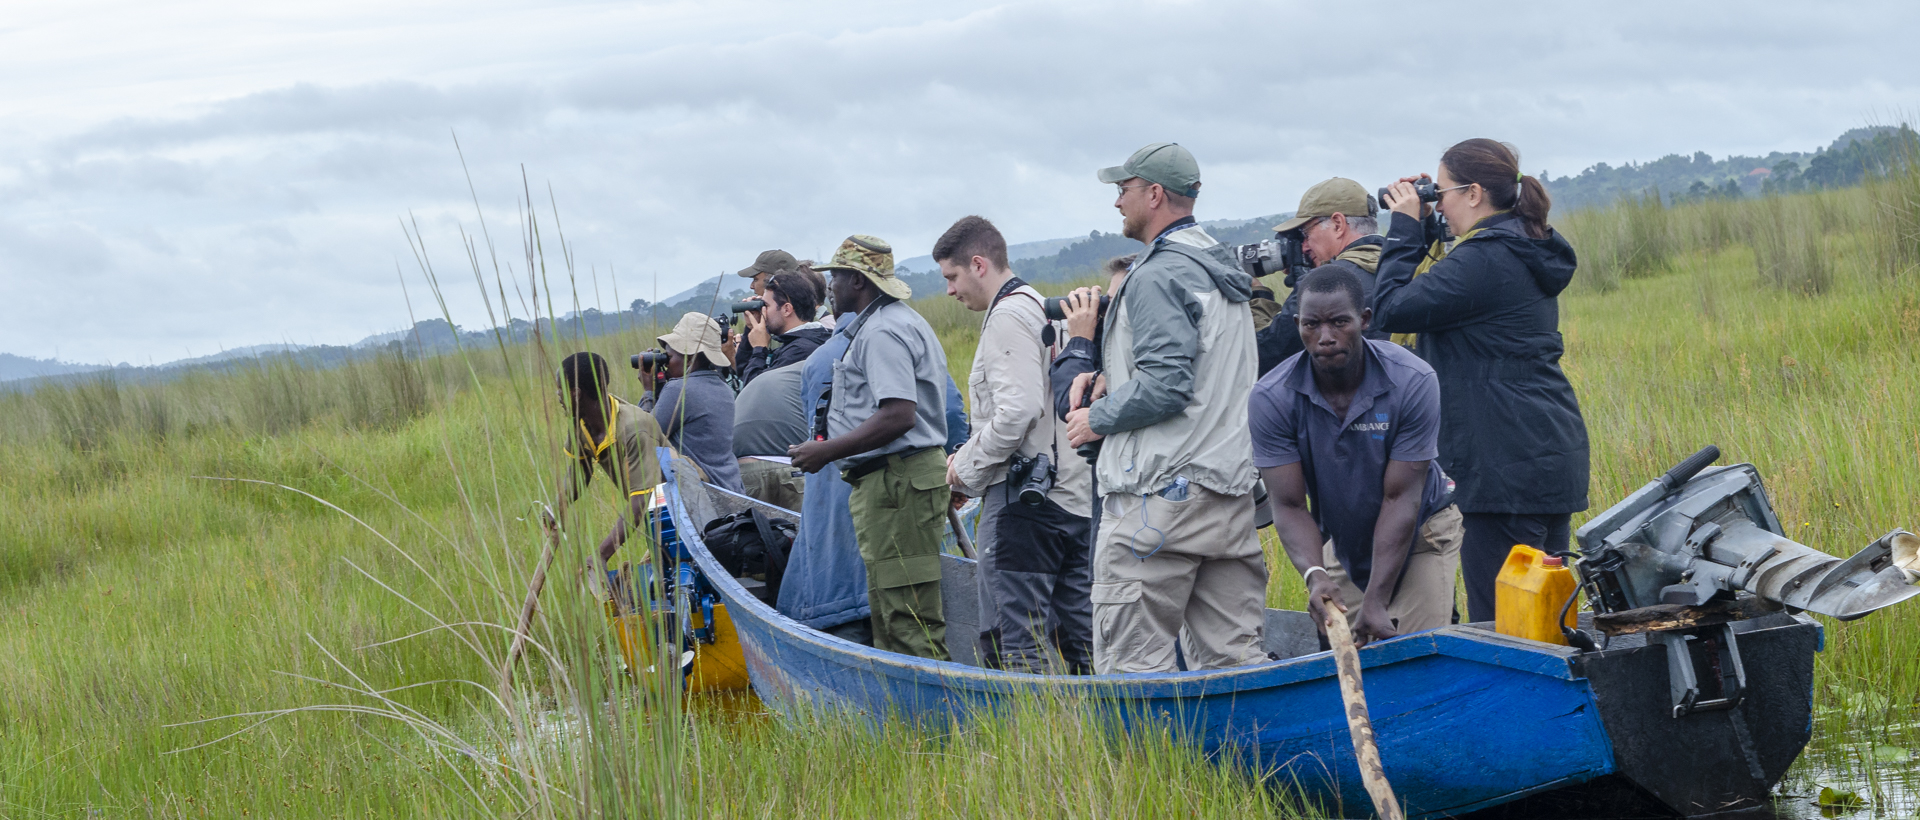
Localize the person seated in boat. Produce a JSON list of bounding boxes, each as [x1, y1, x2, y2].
[[640, 313, 746, 495], [788, 235, 954, 662], [936, 215, 1095, 675], [732, 358, 809, 513], [550, 352, 673, 564], [1064, 143, 1269, 674], [1249, 266, 1463, 647]]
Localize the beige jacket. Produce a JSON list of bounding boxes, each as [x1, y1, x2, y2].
[[951, 284, 1092, 513]]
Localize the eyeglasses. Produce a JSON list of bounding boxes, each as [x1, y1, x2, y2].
[[1114, 182, 1152, 196], [1435, 183, 1472, 199]]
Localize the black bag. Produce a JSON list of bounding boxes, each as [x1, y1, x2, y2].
[[700, 509, 793, 603]]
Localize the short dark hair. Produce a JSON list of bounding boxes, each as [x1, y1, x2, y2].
[[1298, 265, 1367, 314], [559, 352, 611, 406], [931, 215, 1010, 270], [764, 271, 818, 322], [1104, 254, 1137, 276]]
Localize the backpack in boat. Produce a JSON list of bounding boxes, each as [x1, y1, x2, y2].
[[700, 509, 793, 603]]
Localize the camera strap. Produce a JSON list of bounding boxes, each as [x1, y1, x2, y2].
[[984, 278, 1063, 475]]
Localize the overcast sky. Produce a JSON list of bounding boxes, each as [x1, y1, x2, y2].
[[3, 1, 1914, 364]]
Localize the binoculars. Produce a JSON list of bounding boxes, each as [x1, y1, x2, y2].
[[1377, 179, 1439, 208], [631, 350, 669, 370], [1043, 294, 1111, 322], [730, 299, 765, 314]]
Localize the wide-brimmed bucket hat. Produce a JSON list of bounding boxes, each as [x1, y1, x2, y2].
[[658, 312, 732, 367], [814, 234, 912, 300]]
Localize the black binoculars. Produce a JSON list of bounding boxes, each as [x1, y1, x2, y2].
[[730, 299, 765, 314], [1378, 179, 1439, 208], [1043, 294, 1111, 322], [631, 350, 669, 370]]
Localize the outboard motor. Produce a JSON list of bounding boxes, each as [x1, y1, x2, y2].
[[1575, 446, 1920, 716]]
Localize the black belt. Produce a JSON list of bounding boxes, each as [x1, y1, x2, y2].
[[841, 447, 939, 481]]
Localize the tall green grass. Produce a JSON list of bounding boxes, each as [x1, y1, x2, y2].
[[4, 152, 1920, 817]]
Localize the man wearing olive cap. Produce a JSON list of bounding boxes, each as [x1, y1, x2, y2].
[[738, 249, 800, 296], [789, 235, 953, 661], [1255, 178, 1391, 376], [1065, 142, 1267, 674]]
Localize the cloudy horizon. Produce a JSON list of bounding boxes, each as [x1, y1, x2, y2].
[[4, 1, 1915, 365]]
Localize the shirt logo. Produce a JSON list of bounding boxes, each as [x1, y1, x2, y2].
[[1351, 414, 1390, 440]]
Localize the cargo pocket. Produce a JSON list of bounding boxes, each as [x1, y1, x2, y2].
[[1090, 580, 1141, 605], [869, 555, 943, 589], [1090, 580, 1151, 670]]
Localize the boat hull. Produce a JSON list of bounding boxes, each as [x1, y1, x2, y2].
[[660, 469, 1820, 818]]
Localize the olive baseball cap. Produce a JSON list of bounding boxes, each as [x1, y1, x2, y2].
[[1096, 142, 1201, 198], [737, 249, 799, 279], [814, 235, 912, 300], [1272, 178, 1377, 233]]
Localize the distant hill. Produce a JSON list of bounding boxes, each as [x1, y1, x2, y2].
[[1544, 125, 1915, 210], [0, 354, 109, 382]]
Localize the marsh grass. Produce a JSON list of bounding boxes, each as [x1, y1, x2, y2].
[[5, 153, 1920, 817]]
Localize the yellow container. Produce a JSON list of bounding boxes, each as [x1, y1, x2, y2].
[[1495, 545, 1579, 645]]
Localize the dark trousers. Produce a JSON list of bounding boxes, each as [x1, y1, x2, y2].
[[977, 482, 1094, 674], [1459, 512, 1572, 622]]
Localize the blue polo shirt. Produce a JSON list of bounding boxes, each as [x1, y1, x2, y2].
[[1249, 339, 1449, 589]]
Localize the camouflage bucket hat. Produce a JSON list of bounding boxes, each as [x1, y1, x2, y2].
[[815, 234, 911, 300]]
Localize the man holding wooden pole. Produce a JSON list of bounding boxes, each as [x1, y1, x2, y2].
[[504, 352, 675, 684]]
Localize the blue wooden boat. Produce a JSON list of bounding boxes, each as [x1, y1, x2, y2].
[[647, 458, 1826, 819]]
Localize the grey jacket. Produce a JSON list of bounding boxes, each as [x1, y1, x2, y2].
[[1089, 224, 1259, 497]]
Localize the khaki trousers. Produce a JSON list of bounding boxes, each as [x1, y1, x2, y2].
[[737, 457, 805, 513], [1091, 484, 1268, 674], [844, 449, 949, 662], [1322, 504, 1464, 635]]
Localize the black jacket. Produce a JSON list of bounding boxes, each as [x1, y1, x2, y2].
[[1255, 236, 1390, 377], [737, 325, 833, 386], [1371, 211, 1589, 515]]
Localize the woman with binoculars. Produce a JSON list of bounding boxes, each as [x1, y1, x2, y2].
[[1371, 138, 1590, 624]]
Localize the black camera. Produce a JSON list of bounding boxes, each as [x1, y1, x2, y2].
[[711, 313, 734, 343], [1377, 180, 1439, 208], [1234, 235, 1309, 280], [730, 299, 765, 314], [1042, 294, 1111, 322], [631, 350, 669, 370], [1009, 453, 1054, 507]]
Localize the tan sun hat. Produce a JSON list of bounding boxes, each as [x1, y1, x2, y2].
[[814, 234, 912, 300], [657, 312, 732, 367]]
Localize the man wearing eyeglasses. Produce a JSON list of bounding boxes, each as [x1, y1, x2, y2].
[[1063, 142, 1267, 674], [1254, 178, 1392, 378]]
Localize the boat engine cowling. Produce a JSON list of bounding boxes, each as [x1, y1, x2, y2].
[[1575, 446, 1920, 621]]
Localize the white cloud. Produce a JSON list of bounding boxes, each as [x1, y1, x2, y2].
[[1, 0, 1915, 362]]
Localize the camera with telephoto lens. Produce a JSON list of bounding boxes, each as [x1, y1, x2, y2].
[[1377, 179, 1439, 209], [1009, 453, 1055, 507], [730, 299, 765, 314], [1042, 294, 1111, 322], [1234, 235, 1309, 280], [631, 350, 669, 371]]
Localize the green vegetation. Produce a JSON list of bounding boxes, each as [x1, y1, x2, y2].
[[6, 151, 1920, 817]]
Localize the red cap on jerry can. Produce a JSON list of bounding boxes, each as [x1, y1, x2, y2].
[[1542, 555, 1564, 568]]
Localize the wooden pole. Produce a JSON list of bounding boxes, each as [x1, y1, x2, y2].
[[500, 514, 561, 698], [947, 507, 977, 560], [1323, 601, 1404, 820]]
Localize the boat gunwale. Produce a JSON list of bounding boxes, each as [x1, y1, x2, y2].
[[663, 474, 1590, 697]]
